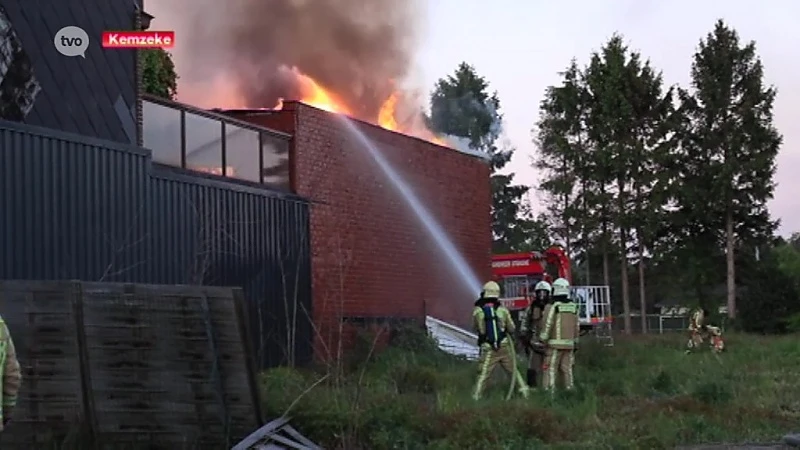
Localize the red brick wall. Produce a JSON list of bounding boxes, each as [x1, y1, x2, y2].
[[226, 102, 492, 359]]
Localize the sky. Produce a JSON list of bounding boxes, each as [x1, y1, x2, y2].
[[155, 0, 799, 237], [413, 0, 800, 236]]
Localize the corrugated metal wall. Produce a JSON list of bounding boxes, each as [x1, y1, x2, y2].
[[0, 120, 312, 368]]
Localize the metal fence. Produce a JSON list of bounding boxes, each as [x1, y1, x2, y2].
[[0, 120, 312, 368], [611, 314, 690, 334]]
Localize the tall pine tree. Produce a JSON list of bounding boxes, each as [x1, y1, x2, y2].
[[626, 61, 676, 331], [678, 20, 782, 319], [429, 62, 540, 253], [584, 35, 642, 333], [534, 61, 586, 258]]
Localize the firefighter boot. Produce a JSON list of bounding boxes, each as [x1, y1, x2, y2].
[[527, 369, 537, 388]]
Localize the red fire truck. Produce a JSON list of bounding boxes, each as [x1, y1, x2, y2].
[[491, 247, 614, 344]]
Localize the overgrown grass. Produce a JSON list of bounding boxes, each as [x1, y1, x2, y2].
[[260, 328, 800, 449]]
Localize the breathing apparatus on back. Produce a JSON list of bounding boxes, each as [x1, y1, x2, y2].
[[477, 281, 505, 349], [478, 281, 521, 400]]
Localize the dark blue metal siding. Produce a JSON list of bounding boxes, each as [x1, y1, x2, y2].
[[0, 120, 312, 368], [2, 0, 137, 144]]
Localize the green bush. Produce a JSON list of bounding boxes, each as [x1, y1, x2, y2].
[[785, 312, 800, 332], [738, 250, 800, 334], [692, 380, 733, 405], [650, 369, 678, 395], [392, 365, 443, 394], [390, 322, 439, 352]]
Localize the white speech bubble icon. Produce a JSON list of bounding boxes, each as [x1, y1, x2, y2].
[[54, 26, 90, 58]]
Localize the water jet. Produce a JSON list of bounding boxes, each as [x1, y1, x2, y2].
[[338, 116, 483, 297]]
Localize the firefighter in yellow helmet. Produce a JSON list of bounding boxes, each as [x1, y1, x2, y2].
[[472, 281, 529, 400], [686, 307, 708, 354], [539, 278, 579, 391], [519, 280, 551, 388]]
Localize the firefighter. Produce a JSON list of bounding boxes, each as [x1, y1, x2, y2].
[[0, 314, 21, 432], [686, 307, 708, 354], [519, 280, 551, 388], [706, 325, 725, 353], [472, 281, 529, 401], [539, 278, 579, 391]]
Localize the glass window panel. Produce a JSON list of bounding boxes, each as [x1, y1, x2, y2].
[[142, 101, 181, 165], [502, 275, 527, 298], [185, 112, 222, 175], [261, 133, 290, 189], [224, 124, 259, 182]]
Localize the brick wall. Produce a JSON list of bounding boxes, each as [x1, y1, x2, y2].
[[226, 102, 492, 359]]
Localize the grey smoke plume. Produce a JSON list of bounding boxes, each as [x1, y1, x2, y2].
[[148, 0, 423, 117]]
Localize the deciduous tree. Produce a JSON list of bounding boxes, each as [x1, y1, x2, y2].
[[142, 48, 178, 100]]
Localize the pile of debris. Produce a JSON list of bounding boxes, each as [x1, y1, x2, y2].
[[232, 416, 322, 450]]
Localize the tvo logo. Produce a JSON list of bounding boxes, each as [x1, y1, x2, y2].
[[54, 26, 89, 58]]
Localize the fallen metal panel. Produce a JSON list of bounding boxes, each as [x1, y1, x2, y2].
[[231, 418, 290, 450], [232, 417, 321, 450], [283, 425, 319, 448], [425, 315, 479, 360]]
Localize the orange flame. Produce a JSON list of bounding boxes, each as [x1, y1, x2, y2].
[[274, 67, 447, 147], [377, 92, 399, 131], [273, 67, 352, 115]]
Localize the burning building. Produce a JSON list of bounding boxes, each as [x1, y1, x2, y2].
[[221, 74, 492, 357], [147, 0, 492, 356]]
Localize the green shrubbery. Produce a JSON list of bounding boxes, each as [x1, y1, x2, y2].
[[259, 327, 799, 449]]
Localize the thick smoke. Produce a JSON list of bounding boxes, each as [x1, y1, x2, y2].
[[148, 0, 423, 116]]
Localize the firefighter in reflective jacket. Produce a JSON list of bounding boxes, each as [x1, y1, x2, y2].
[[706, 325, 725, 353], [0, 314, 21, 432], [539, 278, 579, 391], [472, 281, 529, 400], [686, 307, 708, 353], [519, 280, 551, 388]]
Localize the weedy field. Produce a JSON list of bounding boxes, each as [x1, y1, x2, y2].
[[260, 328, 800, 449]]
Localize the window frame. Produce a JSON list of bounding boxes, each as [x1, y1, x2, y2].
[[142, 95, 291, 189]]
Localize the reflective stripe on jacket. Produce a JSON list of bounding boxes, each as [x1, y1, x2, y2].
[[539, 302, 579, 349], [689, 309, 705, 331]]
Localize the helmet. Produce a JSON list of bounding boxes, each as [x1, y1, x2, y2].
[[552, 278, 570, 297], [534, 281, 552, 293], [533, 280, 552, 303], [482, 281, 501, 298]]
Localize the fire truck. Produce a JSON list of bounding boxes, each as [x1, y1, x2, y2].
[[491, 247, 614, 345]]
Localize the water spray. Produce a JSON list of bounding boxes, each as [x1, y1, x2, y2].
[[338, 116, 483, 296]]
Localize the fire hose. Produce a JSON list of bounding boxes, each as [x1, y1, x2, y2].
[[505, 336, 518, 401]]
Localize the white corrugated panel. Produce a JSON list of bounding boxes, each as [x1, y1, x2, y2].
[[425, 316, 480, 361]]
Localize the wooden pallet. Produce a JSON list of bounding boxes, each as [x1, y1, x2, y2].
[[0, 280, 263, 448], [0, 280, 87, 447]]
